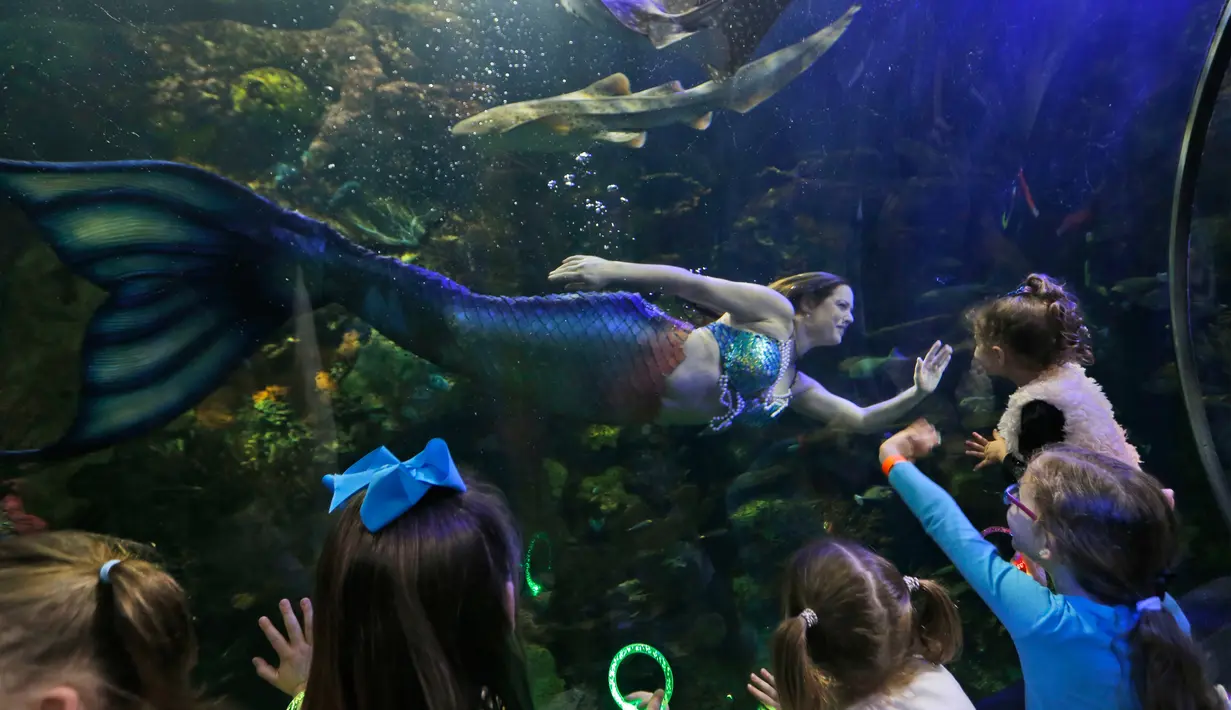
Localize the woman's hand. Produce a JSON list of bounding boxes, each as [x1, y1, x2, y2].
[[625, 689, 668, 710], [913, 340, 954, 394], [747, 668, 779, 709], [965, 430, 1007, 470], [253, 598, 314, 697], [547, 255, 624, 291], [880, 418, 942, 463]]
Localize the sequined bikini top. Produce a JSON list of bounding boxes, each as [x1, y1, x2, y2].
[[704, 321, 794, 432]]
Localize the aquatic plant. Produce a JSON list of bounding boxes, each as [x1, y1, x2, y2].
[[580, 467, 639, 515], [583, 424, 621, 450], [342, 196, 439, 248], [543, 459, 569, 499]]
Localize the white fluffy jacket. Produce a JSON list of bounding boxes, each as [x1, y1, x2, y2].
[[997, 362, 1141, 467]]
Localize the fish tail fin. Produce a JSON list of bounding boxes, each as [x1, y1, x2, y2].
[[854, 495, 865, 506], [643, 0, 721, 51], [0, 159, 321, 459], [673, 0, 727, 31]]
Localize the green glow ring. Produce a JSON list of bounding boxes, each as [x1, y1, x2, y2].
[[608, 643, 674, 710], [523, 532, 551, 597]]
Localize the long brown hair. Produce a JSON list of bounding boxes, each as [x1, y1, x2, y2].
[[1025, 446, 1223, 710], [967, 273, 1093, 368], [769, 539, 963, 710], [768, 272, 849, 310], [302, 476, 533, 710], [0, 531, 203, 710]]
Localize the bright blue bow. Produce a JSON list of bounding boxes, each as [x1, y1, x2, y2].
[[322, 438, 467, 532]]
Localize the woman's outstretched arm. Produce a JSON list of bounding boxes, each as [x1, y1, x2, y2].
[[548, 256, 794, 333], [789, 373, 927, 432], [789, 341, 952, 431]]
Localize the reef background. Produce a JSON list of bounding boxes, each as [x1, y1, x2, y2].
[[2, 0, 1231, 708]]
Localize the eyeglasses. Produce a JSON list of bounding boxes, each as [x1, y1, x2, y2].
[[1004, 483, 1037, 520]]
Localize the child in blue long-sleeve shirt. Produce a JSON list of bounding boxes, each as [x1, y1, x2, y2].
[[877, 419, 1224, 710]]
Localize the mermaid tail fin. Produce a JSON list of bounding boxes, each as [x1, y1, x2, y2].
[[0, 159, 694, 460], [0, 160, 299, 459]]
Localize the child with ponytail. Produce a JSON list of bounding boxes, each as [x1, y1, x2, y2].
[[746, 538, 974, 710], [881, 419, 1226, 710], [0, 531, 209, 710], [963, 273, 1139, 478]]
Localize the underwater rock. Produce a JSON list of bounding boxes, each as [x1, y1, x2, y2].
[[0, 20, 158, 160], [138, 19, 379, 172], [524, 644, 567, 708], [342, 0, 476, 81], [0, 0, 344, 30], [540, 688, 600, 710], [304, 78, 489, 204]]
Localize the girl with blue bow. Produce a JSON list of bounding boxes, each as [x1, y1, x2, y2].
[[255, 438, 534, 710]]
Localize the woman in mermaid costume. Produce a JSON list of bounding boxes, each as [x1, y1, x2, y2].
[[0, 159, 952, 459]]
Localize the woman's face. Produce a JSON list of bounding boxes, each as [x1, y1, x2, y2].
[[802, 285, 855, 346]]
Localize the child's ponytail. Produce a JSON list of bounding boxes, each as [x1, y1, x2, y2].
[[908, 577, 963, 666], [769, 612, 842, 710], [1130, 601, 1224, 710]]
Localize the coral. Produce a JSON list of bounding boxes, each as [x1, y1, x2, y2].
[[524, 643, 566, 707], [241, 386, 314, 468], [583, 424, 621, 450], [579, 467, 640, 516], [230, 67, 323, 129], [544, 459, 569, 500]]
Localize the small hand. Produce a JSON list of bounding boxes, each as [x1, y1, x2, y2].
[[747, 668, 779, 710], [914, 340, 954, 394], [625, 689, 668, 710], [880, 418, 942, 462], [253, 598, 314, 697], [964, 430, 1007, 470], [547, 255, 620, 291]]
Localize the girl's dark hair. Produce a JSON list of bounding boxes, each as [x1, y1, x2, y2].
[[768, 272, 849, 310], [967, 273, 1093, 367], [0, 531, 204, 710], [1026, 446, 1223, 710], [769, 539, 962, 710], [302, 474, 533, 710]]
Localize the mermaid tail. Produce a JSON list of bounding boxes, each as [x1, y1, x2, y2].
[[0, 159, 692, 459]]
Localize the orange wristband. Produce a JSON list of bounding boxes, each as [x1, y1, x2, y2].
[[881, 455, 907, 476]]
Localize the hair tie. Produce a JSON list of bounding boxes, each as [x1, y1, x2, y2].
[[903, 576, 920, 593], [100, 559, 121, 584], [1136, 597, 1163, 613], [799, 608, 818, 628]]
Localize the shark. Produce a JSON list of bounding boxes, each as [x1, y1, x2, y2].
[[559, 0, 728, 50], [562, 0, 809, 79], [450, 3, 859, 152]]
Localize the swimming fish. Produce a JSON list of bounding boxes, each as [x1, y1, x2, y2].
[[854, 485, 894, 506], [1001, 168, 1039, 229], [838, 348, 907, 379], [560, 0, 728, 50], [451, 4, 860, 152]]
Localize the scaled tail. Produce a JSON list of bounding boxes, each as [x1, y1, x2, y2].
[[0, 160, 312, 459], [0, 159, 696, 461]]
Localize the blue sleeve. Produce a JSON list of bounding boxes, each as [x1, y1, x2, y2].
[[887, 460, 1060, 638]]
